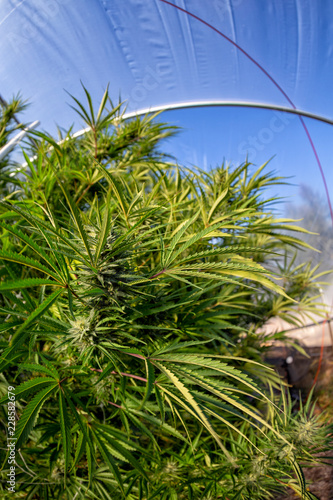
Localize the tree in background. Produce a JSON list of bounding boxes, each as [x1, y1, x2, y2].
[[286, 185, 333, 306]]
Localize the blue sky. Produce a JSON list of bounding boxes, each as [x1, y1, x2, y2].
[[13, 103, 332, 221], [159, 106, 333, 216], [3, 0, 333, 222]]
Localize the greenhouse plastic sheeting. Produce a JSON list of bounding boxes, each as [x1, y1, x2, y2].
[[1, 0, 333, 134]]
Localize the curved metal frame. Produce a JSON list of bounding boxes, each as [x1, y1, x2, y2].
[[15, 100, 333, 170], [69, 100, 333, 142]]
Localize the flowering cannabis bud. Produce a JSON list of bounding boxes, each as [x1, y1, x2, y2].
[[55, 309, 98, 361], [68, 310, 98, 351]]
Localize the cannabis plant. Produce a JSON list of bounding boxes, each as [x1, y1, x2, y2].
[[0, 94, 28, 193], [0, 89, 331, 499]]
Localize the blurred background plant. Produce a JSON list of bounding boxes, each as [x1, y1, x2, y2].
[[0, 94, 29, 194]]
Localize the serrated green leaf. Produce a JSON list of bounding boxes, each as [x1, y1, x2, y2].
[[59, 390, 71, 479], [0, 219, 61, 275], [63, 387, 95, 457], [0, 320, 21, 333], [57, 182, 93, 263], [207, 188, 228, 223], [10, 288, 63, 344], [129, 408, 187, 444], [38, 354, 60, 378], [1, 201, 92, 267], [0, 289, 63, 372], [154, 362, 232, 459], [86, 440, 93, 488], [71, 431, 86, 472], [92, 428, 124, 495], [99, 430, 149, 480], [139, 359, 154, 409], [0, 278, 61, 291], [95, 163, 128, 217], [0, 377, 56, 405], [19, 363, 58, 379], [15, 383, 58, 448], [0, 249, 62, 282], [154, 385, 165, 423], [94, 193, 112, 265], [164, 211, 200, 267]]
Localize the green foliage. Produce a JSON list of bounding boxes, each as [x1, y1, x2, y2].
[[0, 88, 331, 499], [0, 94, 28, 193]]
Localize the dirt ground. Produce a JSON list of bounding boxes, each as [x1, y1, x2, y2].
[[267, 346, 333, 500], [277, 455, 333, 500]]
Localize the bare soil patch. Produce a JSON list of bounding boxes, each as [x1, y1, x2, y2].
[[267, 346, 333, 499]]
